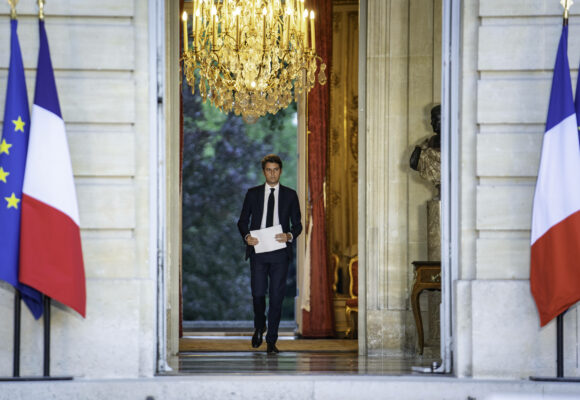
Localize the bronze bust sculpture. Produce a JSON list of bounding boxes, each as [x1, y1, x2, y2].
[[410, 105, 441, 194]]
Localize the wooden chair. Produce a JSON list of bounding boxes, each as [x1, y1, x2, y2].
[[345, 256, 358, 338]]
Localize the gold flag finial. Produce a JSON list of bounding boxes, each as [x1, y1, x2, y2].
[[561, 0, 574, 22], [38, 0, 45, 20], [7, 0, 18, 19]]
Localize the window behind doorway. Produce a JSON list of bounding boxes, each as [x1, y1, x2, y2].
[[181, 81, 298, 322]]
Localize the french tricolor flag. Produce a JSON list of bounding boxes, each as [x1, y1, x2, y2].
[[18, 20, 86, 317], [530, 25, 580, 327]]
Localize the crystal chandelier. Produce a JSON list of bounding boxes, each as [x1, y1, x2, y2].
[[181, 0, 327, 120]]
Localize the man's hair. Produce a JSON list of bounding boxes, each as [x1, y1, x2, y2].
[[261, 154, 283, 170]]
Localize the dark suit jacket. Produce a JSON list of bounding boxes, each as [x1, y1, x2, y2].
[[237, 184, 302, 260]]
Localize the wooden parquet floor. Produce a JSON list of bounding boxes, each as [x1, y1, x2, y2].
[[180, 335, 358, 352]]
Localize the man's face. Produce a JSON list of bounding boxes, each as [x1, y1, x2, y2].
[[263, 162, 282, 186]]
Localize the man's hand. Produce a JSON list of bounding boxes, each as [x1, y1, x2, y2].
[[275, 233, 291, 243], [246, 235, 259, 246]]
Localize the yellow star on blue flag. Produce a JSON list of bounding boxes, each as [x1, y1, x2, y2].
[[0, 167, 9, 183], [4, 192, 20, 209], [12, 116, 25, 132], [0, 139, 12, 155]]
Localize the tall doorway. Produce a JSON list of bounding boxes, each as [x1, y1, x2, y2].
[[180, 86, 299, 329], [177, 0, 362, 347]]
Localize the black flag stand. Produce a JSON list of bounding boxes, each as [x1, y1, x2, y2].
[[13, 291, 21, 378], [0, 294, 72, 382], [530, 311, 580, 382], [43, 295, 51, 377]]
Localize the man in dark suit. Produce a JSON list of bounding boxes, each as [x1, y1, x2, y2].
[[237, 154, 302, 354]]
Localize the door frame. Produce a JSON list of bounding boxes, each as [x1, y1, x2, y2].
[[439, 0, 461, 374], [357, 0, 460, 369], [155, 0, 460, 371]]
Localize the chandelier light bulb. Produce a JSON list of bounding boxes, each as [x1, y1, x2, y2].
[[182, 11, 188, 52]]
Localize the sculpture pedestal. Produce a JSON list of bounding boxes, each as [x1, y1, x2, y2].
[[427, 199, 441, 261]]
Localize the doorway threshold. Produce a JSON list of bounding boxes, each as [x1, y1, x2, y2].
[[179, 335, 358, 353], [183, 320, 296, 336], [181, 321, 357, 353]]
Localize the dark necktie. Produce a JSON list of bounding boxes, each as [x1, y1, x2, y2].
[[266, 188, 275, 227]]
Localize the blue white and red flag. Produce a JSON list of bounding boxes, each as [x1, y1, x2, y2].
[[531, 25, 580, 326], [19, 20, 86, 317]]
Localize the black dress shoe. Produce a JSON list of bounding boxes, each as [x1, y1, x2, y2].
[[251, 325, 266, 348], [266, 343, 279, 354]]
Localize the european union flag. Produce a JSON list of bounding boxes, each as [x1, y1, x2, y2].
[[0, 19, 43, 319]]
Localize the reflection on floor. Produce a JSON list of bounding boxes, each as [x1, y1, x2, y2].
[[175, 334, 440, 375], [176, 352, 440, 375]]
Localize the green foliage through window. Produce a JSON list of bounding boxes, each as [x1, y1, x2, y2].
[[181, 79, 298, 321]]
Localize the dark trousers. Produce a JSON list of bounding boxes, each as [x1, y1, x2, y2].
[[250, 249, 289, 345]]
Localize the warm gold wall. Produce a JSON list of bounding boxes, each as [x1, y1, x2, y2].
[[327, 0, 359, 300]]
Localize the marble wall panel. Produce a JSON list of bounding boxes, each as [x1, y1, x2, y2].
[[454, 280, 472, 377], [82, 237, 136, 279], [77, 182, 136, 229], [477, 133, 542, 177], [0, 1, 133, 17], [477, 79, 551, 125], [0, 75, 136, 125], [69, 129, 136, 177], [471, 280, 579, 379], [0, 20, 134, 71], [476, 238, 530, 280], [479, 0, 577, 17], [476, 185, 534, 231], [478, 24, 580, 72]]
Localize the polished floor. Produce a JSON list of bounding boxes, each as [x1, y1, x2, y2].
[[175, 351, 441, 375], [173, 333, 441, 375]]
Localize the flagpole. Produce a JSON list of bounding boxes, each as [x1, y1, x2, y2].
[[43, 296, 50, 377], [6, 0, 22, 379], [13, 291, 21, 377], [556, 0, 568, 380], [557, 313, 564, 378]]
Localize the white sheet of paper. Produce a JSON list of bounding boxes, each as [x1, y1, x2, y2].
[[250, 224, 286, 254]]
